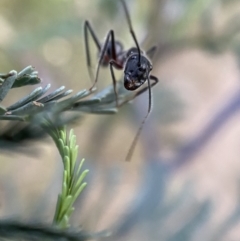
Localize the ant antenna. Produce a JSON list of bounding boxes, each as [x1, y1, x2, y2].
[[120, 0, 141, 65], [125, 76, 152, 162]]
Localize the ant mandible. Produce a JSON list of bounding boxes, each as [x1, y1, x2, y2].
[[83, 0, 159, 161]]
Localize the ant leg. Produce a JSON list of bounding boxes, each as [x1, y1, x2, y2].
[[146, 46, 157, 60], [120, 0, 141, 64], [125, 75, 159, 162], [109, 60, 123, 107], [89, 30, 117, 91], [84, 21, 102, 83]]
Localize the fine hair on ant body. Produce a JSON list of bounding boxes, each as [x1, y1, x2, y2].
[[83, 0, 159, 161]]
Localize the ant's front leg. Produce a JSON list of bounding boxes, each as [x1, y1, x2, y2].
[[109, 60, 123, 107]]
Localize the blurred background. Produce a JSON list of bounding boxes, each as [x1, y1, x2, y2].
[[0, 0, 240, 240]]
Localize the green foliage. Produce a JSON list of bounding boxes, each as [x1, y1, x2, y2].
[[0, 64, 127, 239], [0, 64, 147, 237], [0, 66, 91, 229], [49, 127, 89, 228]]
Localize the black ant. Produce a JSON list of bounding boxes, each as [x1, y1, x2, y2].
[[83, 0, 159, 161]]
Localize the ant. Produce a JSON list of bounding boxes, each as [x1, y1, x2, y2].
[[83, 0, 159, 161]]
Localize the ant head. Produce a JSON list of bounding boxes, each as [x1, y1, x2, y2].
[[124, 53, 152, 91]]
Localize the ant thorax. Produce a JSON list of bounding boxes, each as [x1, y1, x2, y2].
[[124, 53, 152, 91]]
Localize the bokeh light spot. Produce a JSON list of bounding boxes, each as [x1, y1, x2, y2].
[[43, 37, 72, 66]]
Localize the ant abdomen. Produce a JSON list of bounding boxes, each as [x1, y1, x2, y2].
[[99, 40, 123, 67]]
